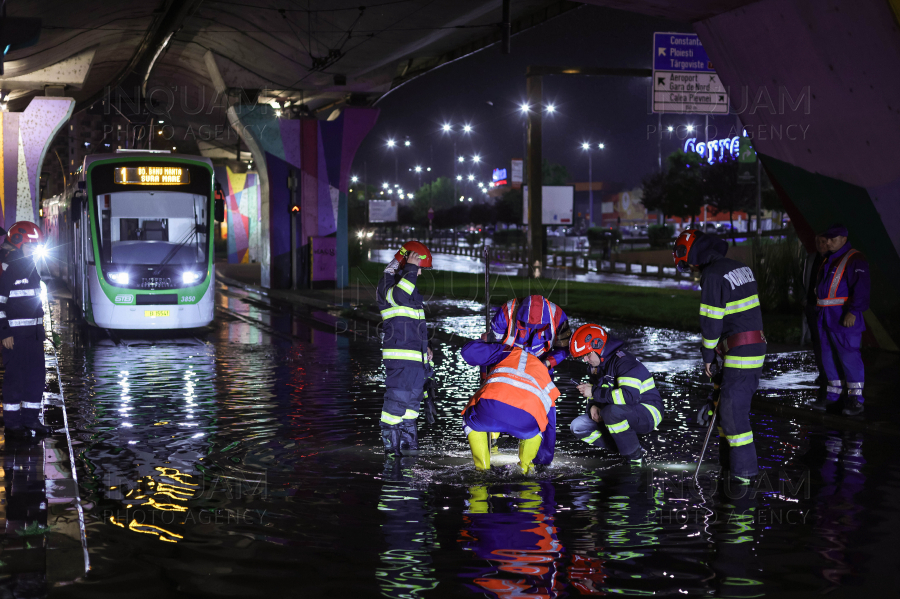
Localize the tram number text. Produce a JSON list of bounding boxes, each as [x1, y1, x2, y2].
[[180, 295, 196, 303]]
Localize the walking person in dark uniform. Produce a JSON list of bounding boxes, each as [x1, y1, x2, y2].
[[673, 229, 767, 484], [1, 221, 51, 439]]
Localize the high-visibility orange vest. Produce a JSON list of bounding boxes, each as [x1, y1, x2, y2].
[[464, 348, 560, 431]]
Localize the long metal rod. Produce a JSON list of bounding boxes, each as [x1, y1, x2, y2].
[[483, 244, 491, 333], [694, 402, 719, 480]]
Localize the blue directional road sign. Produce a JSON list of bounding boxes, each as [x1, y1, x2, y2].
[[652, 32, 728, 114]]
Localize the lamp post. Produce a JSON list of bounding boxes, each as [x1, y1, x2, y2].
[[580, 142, 605, 227]]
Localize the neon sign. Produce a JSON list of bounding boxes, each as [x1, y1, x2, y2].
[[492, 168, 508, 185], [683, 133, 748, 164]]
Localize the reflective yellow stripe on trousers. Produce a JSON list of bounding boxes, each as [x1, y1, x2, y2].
[[723, 355, 765, 369], [382, 349, 426, 362]]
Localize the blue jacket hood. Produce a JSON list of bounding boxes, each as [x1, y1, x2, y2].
[[687, 232, 728, 267], [601, 336, 625, 358]]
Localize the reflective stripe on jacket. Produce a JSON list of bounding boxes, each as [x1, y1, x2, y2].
[[377, 263, 428, 366], [464, 348, 560, 431]]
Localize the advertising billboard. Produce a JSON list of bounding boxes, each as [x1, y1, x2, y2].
[[368, 199, 398, 223], [522, 186, 574, 225]]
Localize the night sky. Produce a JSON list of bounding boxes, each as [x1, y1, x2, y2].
[[352, 4, 738, 196]]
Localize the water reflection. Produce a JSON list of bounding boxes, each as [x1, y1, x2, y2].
[[377, 458, 438, 598], [460, 481, 565, 598]]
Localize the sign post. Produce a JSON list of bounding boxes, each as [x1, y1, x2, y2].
[[652, 32, 728, 115], [427, 207, 434, 237]]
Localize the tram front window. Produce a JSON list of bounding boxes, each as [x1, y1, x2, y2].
[[94, 191, 209, 288]]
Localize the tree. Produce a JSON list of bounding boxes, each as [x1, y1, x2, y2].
[[411, 176, 458, 223], [640, 150, 705, 222], [494, 188, 523, 224], [701, 157, 754, 244], [542, 159, 570, 185]]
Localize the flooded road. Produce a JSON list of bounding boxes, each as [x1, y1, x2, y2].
[[43, 284, 900, 597]]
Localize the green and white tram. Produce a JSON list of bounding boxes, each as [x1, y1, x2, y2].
[[42, 151, 223, 330]]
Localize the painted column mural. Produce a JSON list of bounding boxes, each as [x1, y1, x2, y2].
[[214, 166, 261, 264], [228, 105, 378, 289], [1, 97, 74, 229]]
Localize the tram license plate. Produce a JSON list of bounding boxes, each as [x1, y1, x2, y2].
[[144, 310, 170, 318]]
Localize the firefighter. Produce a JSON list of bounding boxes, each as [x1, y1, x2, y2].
[[460, 338, 560, 476], [487, 295, 571, 465], [673, 229, 766, 483], [1, 222, 51, 439], [377, 241, 432, 456], [568, 324, 662, 463], [810, 224, 869, 416]]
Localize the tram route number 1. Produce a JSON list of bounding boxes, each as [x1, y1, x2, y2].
[[144, 310, 171, 318]]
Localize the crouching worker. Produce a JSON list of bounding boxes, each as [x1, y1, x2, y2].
[[460, 338, 560, 475], [568, 324, 663, 464]]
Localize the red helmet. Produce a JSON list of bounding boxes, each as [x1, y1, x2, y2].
[[673, 229, 700, 273], [569, 324, 608, 359], [394, 240, 432, 268], [5, 221, 44, 250]]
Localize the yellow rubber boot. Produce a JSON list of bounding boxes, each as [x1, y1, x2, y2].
[[517, 434, 542, 477], [490, 432, 501, 455], [468, 431, 491, 471], [467, 485, 490, 514]]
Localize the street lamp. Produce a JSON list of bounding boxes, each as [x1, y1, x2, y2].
[[441, 123, 451, 132], [686, 124, 695, 133], [415, 166, 422, 173], [404, 139, 411, 147], [457, 156, 464, 163], [581, 141, 606, 227], [463, 124, 472, 133], [546, 103, 556, 114], [520, 103, 530, 113], [467, 174, 475, 181], [456, 175, 462, 181], [351, 176, 359, 183], [472, 154, 481, 164]]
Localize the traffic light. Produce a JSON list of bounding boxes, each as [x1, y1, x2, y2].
[[0, 7, 41, 76], [287, 172, 300, 213]]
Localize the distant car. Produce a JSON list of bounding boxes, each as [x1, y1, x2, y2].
[[634, 224, 649, 237]]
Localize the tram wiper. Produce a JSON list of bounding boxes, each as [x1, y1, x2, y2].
[[151, 225, 200, 277]]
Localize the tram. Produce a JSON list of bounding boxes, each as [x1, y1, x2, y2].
[[42, 150, 223, 330]]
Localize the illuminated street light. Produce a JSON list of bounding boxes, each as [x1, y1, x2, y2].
[[472, 155, 481, 164], [382, 182, 389, 189], [387, 139, 396, 148], [478, 182, 484, 188], [456, 175, 462, 181], [581, 142, 590, 150], [463, 124, 472, 133], [459, 196, 465, 202], [686, 124, 695, 133], [387, 189, 393, 194], [598, 143, 605, 150], [467, 174, 475, 181], [441, 123, 451, 132], [520, 103, 530, 113], [415, 166, 422, 173], [351, 176, 359, 183], [667, 126, 674, 132], [457, 156, 465, 163], [467, 197, 473, 202], [546, 103, 556, 114]]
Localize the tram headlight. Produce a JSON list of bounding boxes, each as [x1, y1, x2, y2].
[[34, 244, 48, 259], [108, 272, 129, 285], [182, 271, 200, 285]]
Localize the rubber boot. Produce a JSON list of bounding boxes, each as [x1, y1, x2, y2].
[[490, 432, 500, 455], [399, 419, 419, 451], [467, 431, 491, 471], [467, 486, 490, 514], [381, 425, 402, 457], [517, 434, 542, 477]]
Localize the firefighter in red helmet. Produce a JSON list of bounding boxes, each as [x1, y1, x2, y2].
[[1, 222, 52, 439], [377, 241, 433, 455]]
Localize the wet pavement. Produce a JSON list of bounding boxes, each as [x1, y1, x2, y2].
[[2, 281, 899, 597]]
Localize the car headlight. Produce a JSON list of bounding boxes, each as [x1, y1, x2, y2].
[[182, 271, 200, 285], [109, 272, 129, 285]]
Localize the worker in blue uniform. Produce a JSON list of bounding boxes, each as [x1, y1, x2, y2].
[[568, 324, 662, 463], [1, 222, 52, 439], [487, 295, 571, 465], [377, 241, 432, 456], [810, 224, 870, 416], [673, 229, 766, 483]]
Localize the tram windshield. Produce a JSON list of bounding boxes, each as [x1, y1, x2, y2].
[[93, 191, 209, 267]]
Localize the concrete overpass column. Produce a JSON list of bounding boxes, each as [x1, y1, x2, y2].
[[3, 97, 74, 228], [227, 104, 378, 289]]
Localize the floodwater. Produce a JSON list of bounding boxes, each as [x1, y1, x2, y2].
[[40, 284, 900, 597]]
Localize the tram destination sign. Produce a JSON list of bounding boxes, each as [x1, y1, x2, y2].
[[114, 166, 190, 185], [652, 32, 729, 114]]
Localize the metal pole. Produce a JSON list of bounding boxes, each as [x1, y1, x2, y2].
[[526, 74, 543, 278], [290, 170, 298, 290], [587, 151, 593, 227], [657, 112, 662, 170], [483, 244, 491, 332]]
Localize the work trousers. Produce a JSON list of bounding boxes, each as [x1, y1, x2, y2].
[[804, 304, 825, 383], [463, 400, 556, 464], [2, 326, 46, 431], [716, 365, 761, 478], [570, 403, 656, 458], [817, 323, 865, 404], [380, 364, 425, 429]]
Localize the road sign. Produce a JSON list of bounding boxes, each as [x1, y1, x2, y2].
[[653, 32, 728, 114], [737, 137, 756, 184], [427, 207, 435, 221]]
